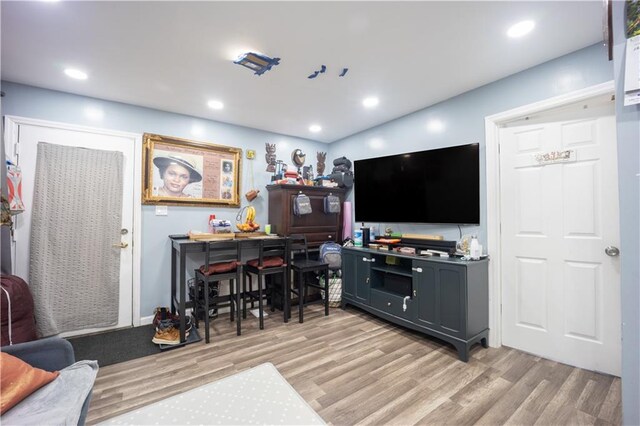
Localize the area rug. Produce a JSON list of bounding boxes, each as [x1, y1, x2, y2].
[[99, 363, 325, 425], [67, 325, 160, 367]]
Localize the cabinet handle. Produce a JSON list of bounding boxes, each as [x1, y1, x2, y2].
[[413, 290, 416, 297], [366, 277, 370, 284], [387, 302, 391, 307], [328, 235, 332, 239], [411, 267, 423, 273], [362, 257, 375, 263]]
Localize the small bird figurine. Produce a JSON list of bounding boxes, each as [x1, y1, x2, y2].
[[308, 71, 320, 79], [320, 65, 326, 73], [339, 68, 349, 77]]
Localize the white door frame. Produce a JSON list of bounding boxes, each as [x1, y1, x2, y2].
[[484, 81, 615, 348], [3, 115, 143, 327]]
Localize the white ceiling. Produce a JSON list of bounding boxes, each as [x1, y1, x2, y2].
[[1, 1, 604, 143]]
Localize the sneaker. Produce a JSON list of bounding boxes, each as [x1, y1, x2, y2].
[[156, 316, 192, 333], [151, 327, 189, 345], [153, 307, 192, 332], [152, 307, 172, 328]]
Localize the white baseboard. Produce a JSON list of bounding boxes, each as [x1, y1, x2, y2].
[[139, 306, 232, 326]]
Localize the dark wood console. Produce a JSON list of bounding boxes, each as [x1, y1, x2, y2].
[[342, 247, 489, 361], [266, 184, 346, 248]]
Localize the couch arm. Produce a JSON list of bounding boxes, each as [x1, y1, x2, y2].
[[1, 337, 75, 371]]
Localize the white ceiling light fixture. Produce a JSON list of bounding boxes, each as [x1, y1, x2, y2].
[[207, 100, 224, 110], [426, 119, 445, 133], [507, 20, 535, 38], [309, 124, 322, 133], [362, 96, 379, 108], [64, 68, 88, 80]]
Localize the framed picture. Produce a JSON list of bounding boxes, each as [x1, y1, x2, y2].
[[142, 133, 242, 207]]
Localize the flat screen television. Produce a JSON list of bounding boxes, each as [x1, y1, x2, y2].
[[354, 143, 480, 224]]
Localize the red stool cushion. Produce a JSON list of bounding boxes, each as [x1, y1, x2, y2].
[[199, 261, 238, 276], [247, 256, 284, 268]]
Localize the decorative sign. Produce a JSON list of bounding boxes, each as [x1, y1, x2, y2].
[[534, 150, 576, 165]]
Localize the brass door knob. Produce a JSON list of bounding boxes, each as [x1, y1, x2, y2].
[[112, 241, 129, 249]]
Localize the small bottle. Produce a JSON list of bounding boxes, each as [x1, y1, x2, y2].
[[470, 235, 480, 260], [208, 214, 216, 233], [354, 229, 363, 247]]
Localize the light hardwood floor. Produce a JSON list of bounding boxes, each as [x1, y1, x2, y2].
[[87, 305, 622, 425]]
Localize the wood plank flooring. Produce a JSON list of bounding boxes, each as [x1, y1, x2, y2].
[[87, 305, 622, 425]]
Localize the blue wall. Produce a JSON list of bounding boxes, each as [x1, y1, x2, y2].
[[0, 82, 328, 315], [328, 43, 613, 245], [612, 2, 640, 424]]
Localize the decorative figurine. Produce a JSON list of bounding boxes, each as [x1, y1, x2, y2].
[[317, 151, 327, 176], [265, 143, 277, 172], [291, 149, 306, 172]]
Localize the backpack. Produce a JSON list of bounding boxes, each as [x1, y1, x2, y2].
[[323, 194, 340, 214], [320, 241, 342, 271], [292, 193, 312, 216]]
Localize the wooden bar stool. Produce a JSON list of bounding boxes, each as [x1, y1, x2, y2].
[[242, 238, 290, 329], [193, 240, 242, 342], [289, 234, 330, 323]]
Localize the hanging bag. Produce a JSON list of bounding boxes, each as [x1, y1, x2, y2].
[[292, 193, 312, 216], [324, 194, 340, 214]]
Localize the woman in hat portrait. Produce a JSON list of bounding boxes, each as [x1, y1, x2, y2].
[[153, 154, 203, 198]]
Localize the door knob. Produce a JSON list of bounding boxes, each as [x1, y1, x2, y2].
[[604, 246, 620, 257], [113, 241, 129, 249]]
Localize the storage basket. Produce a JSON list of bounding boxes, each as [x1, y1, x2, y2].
[[320, 276, 342, 308]]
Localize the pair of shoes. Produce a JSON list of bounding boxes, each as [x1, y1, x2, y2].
[[152, 327, 180, 345], [152, 307, 172, 328], [153, 307, 192, 333], [156, 316, 192, 333]]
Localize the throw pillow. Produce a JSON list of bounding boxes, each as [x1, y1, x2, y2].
[[0, 352, 59, 414]]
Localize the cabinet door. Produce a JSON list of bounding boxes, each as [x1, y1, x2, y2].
[[437, 264, 467, 338], [413, 260, 438, 330], [355, 254, 372, 304], [342, 250, 357, 298]]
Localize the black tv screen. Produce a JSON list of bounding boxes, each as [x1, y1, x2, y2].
[[354, 143, 480, 224]]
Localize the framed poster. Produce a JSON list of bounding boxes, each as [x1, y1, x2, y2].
[[142, 133, 242, 207]]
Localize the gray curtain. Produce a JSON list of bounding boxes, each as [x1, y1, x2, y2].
[[30, 142, 124, 336], [1, 113, 12, 275]]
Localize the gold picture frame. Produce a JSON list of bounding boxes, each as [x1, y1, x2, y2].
[[142, 133, 242, 207]]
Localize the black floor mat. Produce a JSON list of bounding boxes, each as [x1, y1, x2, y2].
[[67, 325, 161, 367]]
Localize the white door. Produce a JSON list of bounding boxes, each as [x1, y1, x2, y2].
[[499, 97, 621, 376], [6, 117, 138, 337]]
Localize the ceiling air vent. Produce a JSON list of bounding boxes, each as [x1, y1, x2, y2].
[[234, 52, 280, 76]]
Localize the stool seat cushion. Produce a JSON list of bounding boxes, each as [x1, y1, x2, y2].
[[247, 256, 284, 268], [292, 259, 328, 270], [199, 261, 238, 276]]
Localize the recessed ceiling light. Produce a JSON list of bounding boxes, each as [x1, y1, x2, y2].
[[507, 20, 535, 38], [362, 97, 379, 108], [64, 68, 88, 80], [309, 124, 322, 133], [207, 100, 224, 110]]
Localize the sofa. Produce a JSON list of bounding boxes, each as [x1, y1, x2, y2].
[[1, 337, 96, 425]]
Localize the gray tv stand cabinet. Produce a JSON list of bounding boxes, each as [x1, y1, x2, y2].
[[341, 247, 489, 361]]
